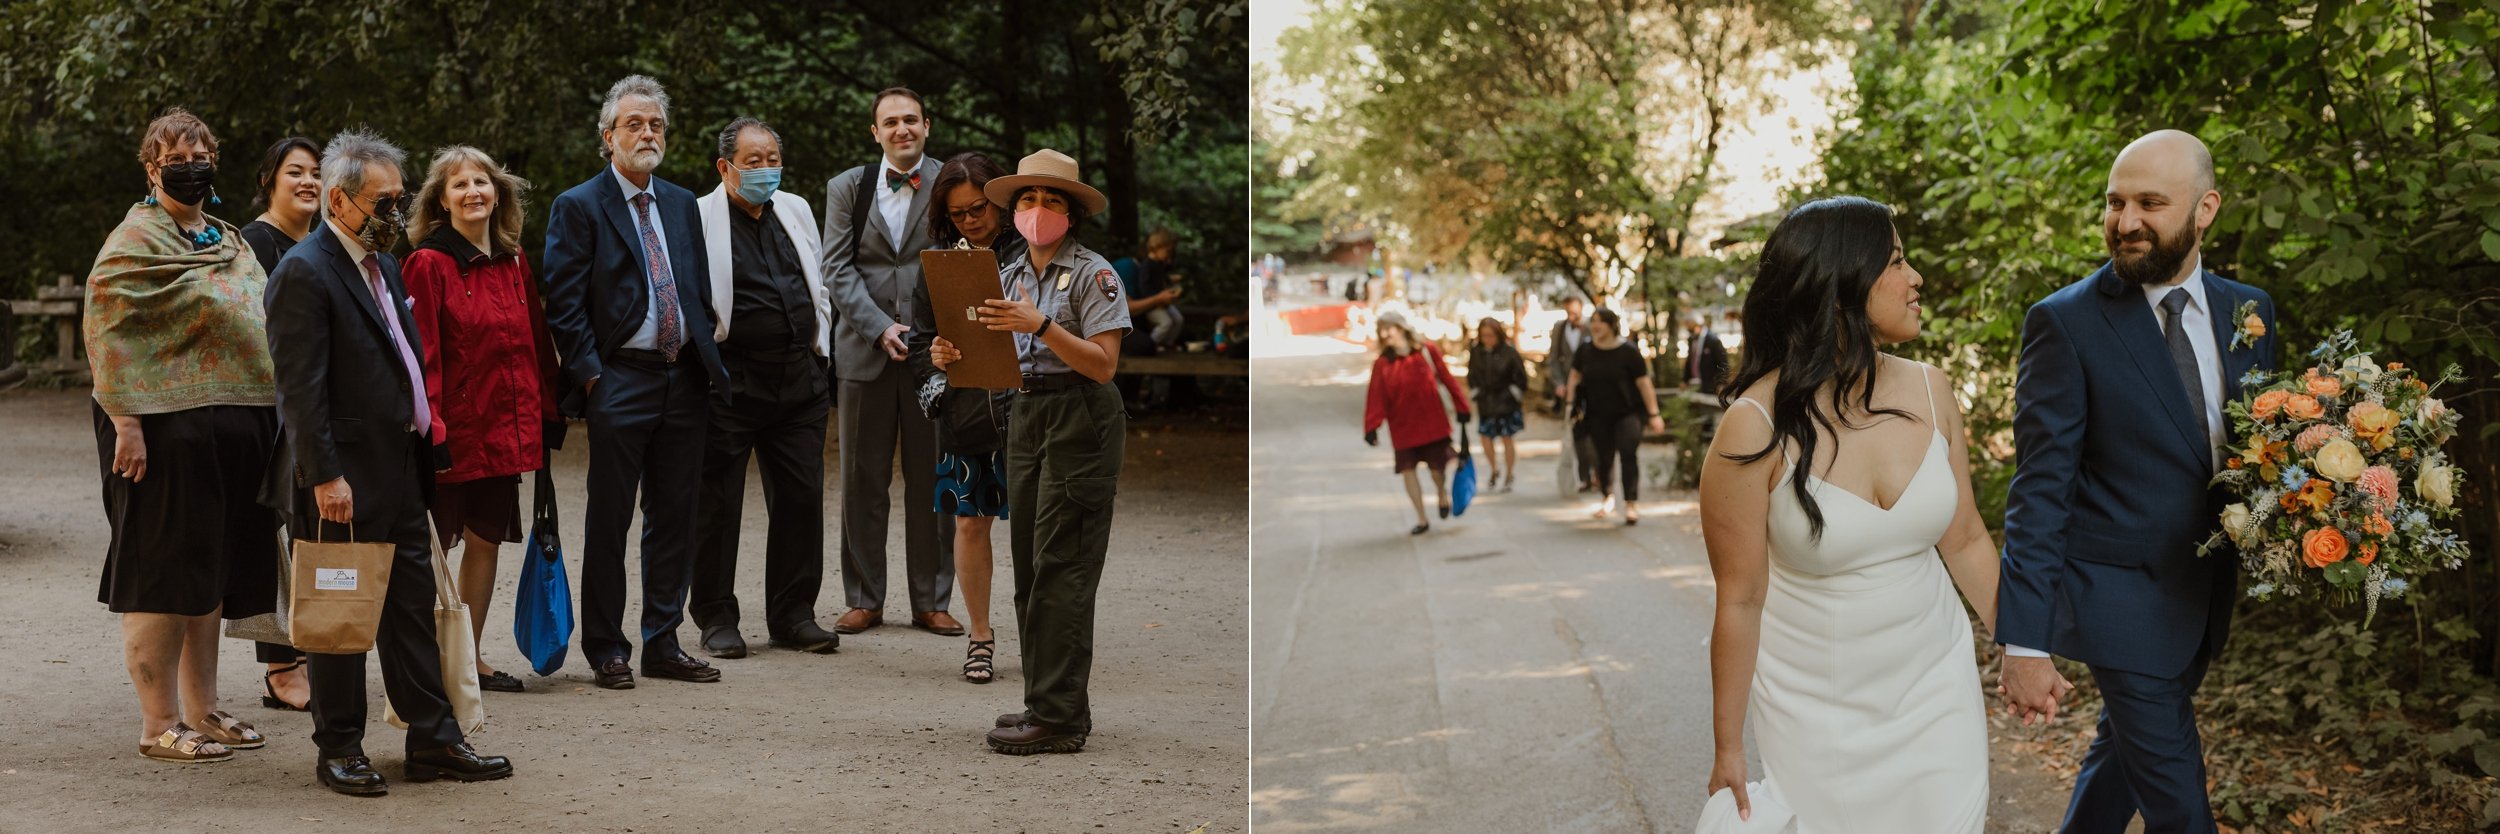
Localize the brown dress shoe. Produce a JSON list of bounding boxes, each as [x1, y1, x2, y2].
[[914, 610, 966, 636], [833, 608, 882, 634], [986, 720, 1088, 755], [996, 712, 1028, 729]]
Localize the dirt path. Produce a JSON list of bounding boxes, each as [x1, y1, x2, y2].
[[0, 388, 1245, 832]]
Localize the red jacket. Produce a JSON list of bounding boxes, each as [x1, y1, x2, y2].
[[1363, 343, 1470, 450], [403, 231, 561, 484]]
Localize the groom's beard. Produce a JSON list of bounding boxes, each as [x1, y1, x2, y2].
[[2107, 214, 2201, 286]]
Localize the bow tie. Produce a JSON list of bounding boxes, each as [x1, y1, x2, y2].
[[886, 168, 919, 193]]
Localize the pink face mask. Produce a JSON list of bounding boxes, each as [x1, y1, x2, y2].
[[1015, 206, 1070, 247]]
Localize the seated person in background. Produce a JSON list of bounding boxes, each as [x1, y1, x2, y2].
[[1111, 227, 1184, 351]]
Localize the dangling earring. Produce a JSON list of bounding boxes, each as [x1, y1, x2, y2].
[[144, 192, 157, 206], [209, 188, 222, 207]]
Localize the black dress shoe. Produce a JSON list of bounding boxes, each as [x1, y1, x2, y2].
[[405, 743, 513, 783], [316, 755, 388, 796], [478, 670, 524, 693], [766, 621, 840, 654], [986, 720, 1088, 755], [701, 624, 748, 659], [593, 658, 635, 690], [642, 653, 722, 683]]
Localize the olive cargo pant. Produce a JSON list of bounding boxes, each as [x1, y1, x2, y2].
[[1006, 381, 1125, 733]]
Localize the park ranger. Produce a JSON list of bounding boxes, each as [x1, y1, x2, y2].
[[929, 149, 1129, 755]]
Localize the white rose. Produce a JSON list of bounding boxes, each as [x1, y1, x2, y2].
[[2219, 503, 2252, 548], [2416, 396, 2449, 427], [2340, 355, 2383, 384], [2417, 463, 2456, 508]]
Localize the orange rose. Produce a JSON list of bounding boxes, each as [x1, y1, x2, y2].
[[2284, 395, 2325, 421], [2243, 314, 2267, 339], [2388, 362, 2406, 371], [2359, 542, 2378, 565], [2366, 512, 2395, 536], [2306, 371, 2343, 399], [2302, 527, 2349, 568], [2347, 402, 2401, 452], [2252, 390, 2292, 422]]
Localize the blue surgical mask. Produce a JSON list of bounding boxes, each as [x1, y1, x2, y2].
[[733, 166, 781, 206]]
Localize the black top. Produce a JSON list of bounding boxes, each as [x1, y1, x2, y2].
[[240, 219, 299, 274], [1467, 342, 1528, 416], [1572, 341, 1649, 422], [723, 203, 815, 354], [1135, 257, 1174, 296]]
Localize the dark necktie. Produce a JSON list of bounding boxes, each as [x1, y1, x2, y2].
[[886, 168, 919, 192], [2160, 288, 2207, 443], [632, 193, 684, 360]]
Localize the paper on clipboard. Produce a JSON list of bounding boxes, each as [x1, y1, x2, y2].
[[920, 249, 1022, 390]]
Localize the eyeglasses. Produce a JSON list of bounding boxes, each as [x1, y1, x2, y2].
[[945, 204, 992, 223], [615, 118, 668, 136], [348, 192, 410, 221]]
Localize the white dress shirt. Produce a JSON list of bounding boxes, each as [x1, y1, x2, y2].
[[611, 165, 684, 351], [2006, 255, 2223, 661], [877, 156, 917, 253]]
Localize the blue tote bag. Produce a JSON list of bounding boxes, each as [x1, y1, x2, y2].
[[513, 467, 573, 676], [1452, 422, 1478, 516]]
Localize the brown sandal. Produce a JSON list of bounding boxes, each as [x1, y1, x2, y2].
[[139, 724, 234, 764], [193, 710, 265, 750]]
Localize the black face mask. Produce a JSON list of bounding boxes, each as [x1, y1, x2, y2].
[[157, 162, 216, 207]]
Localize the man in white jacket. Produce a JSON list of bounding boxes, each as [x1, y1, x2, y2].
[[688, 116, 842, 658]]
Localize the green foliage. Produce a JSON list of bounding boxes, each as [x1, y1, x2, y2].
[[1269, 0, 1829, 303], [0, 0, 1247, 320]]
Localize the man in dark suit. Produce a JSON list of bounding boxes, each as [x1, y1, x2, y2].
[[1997, 130, 2278, 834], [820, 86, 960, 637], [1547, 296, 1597, 490], [1682, 315, 1728, 394], [542, 75, 733, 690], [263, 128, 513, 795]]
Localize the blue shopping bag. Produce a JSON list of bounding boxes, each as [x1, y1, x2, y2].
[[1452, 426, 1477, 516], [513, 468, 572, 676]]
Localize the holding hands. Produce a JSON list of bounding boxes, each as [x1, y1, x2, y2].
[[1998, 653, 2073, 726]]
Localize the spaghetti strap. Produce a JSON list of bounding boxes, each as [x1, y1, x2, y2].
[[1916, 362, 1939, 427], [1732, 398, 1791, 474]]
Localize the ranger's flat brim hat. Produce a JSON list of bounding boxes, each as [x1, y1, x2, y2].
[[985, 148, 1109, 216]]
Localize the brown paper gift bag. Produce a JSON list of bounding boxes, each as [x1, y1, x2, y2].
[[287, 523, 396, 655]]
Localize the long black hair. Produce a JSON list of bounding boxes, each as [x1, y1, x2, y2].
[[1720, 195, 1914, 541]]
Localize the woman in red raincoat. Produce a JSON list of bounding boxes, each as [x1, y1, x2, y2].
[[1362, 311, 1471, 535]]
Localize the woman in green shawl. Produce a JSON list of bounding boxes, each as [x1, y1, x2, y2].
[[85, 107, 282, 763]]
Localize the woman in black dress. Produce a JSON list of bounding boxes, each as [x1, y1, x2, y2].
[[236, 135, 321, 710], [1564, 308, 1665, 524], [86, 109, 282, 762]]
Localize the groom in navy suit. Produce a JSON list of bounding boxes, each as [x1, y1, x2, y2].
[[1998, 129, 2279, 834], [542, 74, 734, 690]]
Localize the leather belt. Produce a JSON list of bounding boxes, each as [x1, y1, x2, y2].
[[613, 347, 678, 365], [1020, 372, 1095, 393], [720, 345, 814, 364]]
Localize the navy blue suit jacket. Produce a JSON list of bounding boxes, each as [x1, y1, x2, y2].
[[1997, 263, 2279, 679], [540, 168, 730, 406]]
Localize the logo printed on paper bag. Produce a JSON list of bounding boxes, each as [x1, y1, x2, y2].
[[315, 568, 358, 591]]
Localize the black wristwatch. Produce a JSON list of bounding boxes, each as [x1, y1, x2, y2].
[[1034, 318, 1055, 337]]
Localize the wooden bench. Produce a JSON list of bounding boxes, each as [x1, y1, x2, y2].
[[1119, 352, 1248, 378]]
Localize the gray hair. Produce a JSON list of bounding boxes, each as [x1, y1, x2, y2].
[[715, 116, 781, 162], [597, 74, 671, 159], [319, 127, 406, 204]]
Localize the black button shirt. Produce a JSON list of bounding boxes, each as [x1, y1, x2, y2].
[[724, 203, 816, 354]]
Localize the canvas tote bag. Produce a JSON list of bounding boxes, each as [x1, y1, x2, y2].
[[387, 521, 485, 734]]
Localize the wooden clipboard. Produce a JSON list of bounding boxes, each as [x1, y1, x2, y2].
[[919, 249, 1022, 390]]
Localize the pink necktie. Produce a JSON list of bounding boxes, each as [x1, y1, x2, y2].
[[362, 254, 432, 435], [632, 193, 685, 360]]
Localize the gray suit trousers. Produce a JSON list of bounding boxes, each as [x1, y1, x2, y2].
[[837, 362, 953, 612]]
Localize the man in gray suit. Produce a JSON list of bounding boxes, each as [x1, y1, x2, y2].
[[820, 87, 961, 637]]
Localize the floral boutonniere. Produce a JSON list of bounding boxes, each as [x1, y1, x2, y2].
[[2231, 298, 2265, 351]]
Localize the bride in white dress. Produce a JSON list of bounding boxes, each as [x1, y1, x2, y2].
[[1696, 196, 2004, 832]]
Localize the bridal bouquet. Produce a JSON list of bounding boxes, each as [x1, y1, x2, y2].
[[2202, 328, 2469, 622]]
